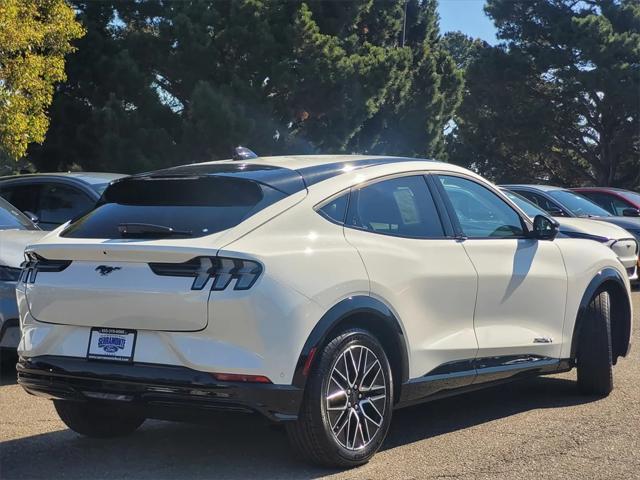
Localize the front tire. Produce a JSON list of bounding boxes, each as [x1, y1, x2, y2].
[[286, 328, 393, 468], [54, 401, 145, 438], [576, 290, 613, 396]]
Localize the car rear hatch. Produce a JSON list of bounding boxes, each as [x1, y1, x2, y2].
[[23, 163, 305, 331]]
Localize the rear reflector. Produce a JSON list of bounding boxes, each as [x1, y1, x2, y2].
[[211, 373, 272, 384], [302, 347, 318, 377]]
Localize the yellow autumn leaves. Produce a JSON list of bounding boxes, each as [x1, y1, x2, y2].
[[0, 0, 84, 160]]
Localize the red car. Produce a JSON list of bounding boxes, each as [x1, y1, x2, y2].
[[571, 187, 640, 217]]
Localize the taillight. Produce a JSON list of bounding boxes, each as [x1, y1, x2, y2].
[[149, 256, 262, 291], [20, 252, 71, 283]]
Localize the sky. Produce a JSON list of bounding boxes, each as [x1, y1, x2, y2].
[[437, 0, 498, 44]]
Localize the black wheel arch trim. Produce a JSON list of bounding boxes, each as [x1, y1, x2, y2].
[[292, 295, 410, 390], [570, 267, 632, 360]]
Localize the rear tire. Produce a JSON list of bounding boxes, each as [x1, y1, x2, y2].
[[54, 401, 145, 438], [286, 328, 393, 468], [576, 290, 613, 396]]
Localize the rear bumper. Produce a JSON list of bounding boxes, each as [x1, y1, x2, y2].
[[17, 356, 303, 422]]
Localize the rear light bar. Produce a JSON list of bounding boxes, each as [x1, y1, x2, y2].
[[148, 256, 262, 291], [20, 253, 71, 283]]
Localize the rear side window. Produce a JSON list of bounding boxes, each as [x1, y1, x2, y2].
[[38, 184, 94, 228], [317, 193, 349, 224], [62, 176, 287, 239], [0, 184, 43, 214], [346, 175, 444, 238]]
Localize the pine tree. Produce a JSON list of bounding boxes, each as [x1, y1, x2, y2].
[[30, 1, 462, 173], [449, 0, 640, 188]]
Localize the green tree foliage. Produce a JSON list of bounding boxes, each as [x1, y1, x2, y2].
[[29, 0, 462, 173], [448, 0, 640, 188], [0, 0, 84, 161], [440, 31, 487, 70]]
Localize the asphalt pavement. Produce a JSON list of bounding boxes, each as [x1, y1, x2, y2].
[[1, 290, 638, 480]]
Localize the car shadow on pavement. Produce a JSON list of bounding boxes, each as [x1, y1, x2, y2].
[[0, 374, 601, 480]]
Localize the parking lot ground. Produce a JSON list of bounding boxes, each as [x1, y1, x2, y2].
[[1, 290, 639, 480]]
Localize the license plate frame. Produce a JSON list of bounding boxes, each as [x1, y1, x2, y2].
[[87, 327, 137, 362]]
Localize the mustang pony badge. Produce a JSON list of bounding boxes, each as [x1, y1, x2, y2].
[[95, 265, 121, 276]]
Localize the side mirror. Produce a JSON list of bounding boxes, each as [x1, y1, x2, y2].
[[23, 210, 39, 225], [622, 208, 640, 217], [531, 215, 559, 240]]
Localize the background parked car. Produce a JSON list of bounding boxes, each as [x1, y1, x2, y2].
[[501, 189, 639, 280], [0, 172, 125, 230], [502, 185, 640, 246], [571, 187, 640, 218], [0, 198, 47, 352]]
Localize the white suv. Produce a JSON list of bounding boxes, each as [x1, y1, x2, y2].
[[16, 156, 633, 467]]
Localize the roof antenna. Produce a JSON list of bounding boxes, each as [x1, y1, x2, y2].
[[232, 146, 258, 161]]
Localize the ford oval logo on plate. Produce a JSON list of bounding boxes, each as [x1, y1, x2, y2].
[[88, 327, 136, 362]]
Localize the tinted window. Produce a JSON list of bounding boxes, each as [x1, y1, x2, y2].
[[346, 176, 444, 238], [515, 190, 564, 214], [0, 184, 42, 214], [38, 184, 94, 228], [62, 176, 287, 239], [439, 176, 524, 238], [502, 190, 547, 218], [548, 190, 611, 217], [318, 193, 349, 224], [580, 192, 632, 216]]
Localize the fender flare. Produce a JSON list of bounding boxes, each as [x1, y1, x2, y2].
[[291, 295, 410, 389], [569, 267, 631, 360]]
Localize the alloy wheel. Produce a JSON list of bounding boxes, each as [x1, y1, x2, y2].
[[325, 344, 388, 450]]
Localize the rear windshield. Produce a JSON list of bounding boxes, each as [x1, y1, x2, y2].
[[61, 176, 287, 238]]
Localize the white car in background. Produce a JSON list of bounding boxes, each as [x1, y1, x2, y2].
[[502, 189, 639, 280], [16, 156, 632, 467], [0, 198, 46, 351]]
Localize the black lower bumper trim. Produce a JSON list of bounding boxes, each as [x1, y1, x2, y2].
[[17, 356, 302, 422]]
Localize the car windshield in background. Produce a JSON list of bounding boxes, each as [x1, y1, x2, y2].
[[549, 190, 612, 217], [619, 190, 640, 205], [61, 176, 287, 239], [0, 197, 38, 230], [502, 190, 547, 218]]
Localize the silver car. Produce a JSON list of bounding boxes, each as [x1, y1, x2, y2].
[[0, 197, 46, 351]]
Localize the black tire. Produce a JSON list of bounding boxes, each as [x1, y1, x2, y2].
[[576, 289, 613, 396], [54, 400, 145, 438], [286, 328, 393, 468]]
